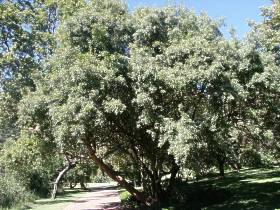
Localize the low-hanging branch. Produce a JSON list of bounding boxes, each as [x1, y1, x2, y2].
[[84, 140, 154, 206], [51, 156, 77, 199]]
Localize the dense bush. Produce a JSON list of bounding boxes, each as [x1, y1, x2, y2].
[[0, 136, 63, 197], [0, 174, 33, 208], [240, 149, 263, 167], [119, 190, 142, 209], [91, 169, 111, 183], [261, 153, 280, 166]]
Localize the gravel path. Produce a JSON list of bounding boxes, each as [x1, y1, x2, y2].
[[63, 184, 121, 210]]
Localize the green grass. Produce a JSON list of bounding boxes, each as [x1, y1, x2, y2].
[[26, 188, 88, 210], [0, 188, 88, 210], [165, 167, 280, 210], [118, 168, 280, 210], [5, 169, 279, 210], [26, 183, 117, 210], [119, 189, 142, 209]]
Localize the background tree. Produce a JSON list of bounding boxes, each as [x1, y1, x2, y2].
[[245, 0, 280, 162], [0, 135, 62, 196], [0, 0, 57, 141]]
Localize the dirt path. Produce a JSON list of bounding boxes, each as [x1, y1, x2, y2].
[[63, 184, 121, 210]]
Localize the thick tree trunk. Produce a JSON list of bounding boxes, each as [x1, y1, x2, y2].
[[85, 143, 152, 206], [149, 166, 164, 204], [80, 181, 87, 190], [129, 144, 171, 205], [69, 181, 76, 189], [51, 161, 76, 199], [236, 162, 242, 172], [218, 159, 225, 178], [154, 176, 165, 204], [141, 169, 149, 193], [167, 161, 180, 195], [129, 147, 153, 196]]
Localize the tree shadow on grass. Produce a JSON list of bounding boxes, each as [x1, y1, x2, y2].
[[33, 188, 88, 206], [167, 168, 280, 210], [32, 185, 119, 207]]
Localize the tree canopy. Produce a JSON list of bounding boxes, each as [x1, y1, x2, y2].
[[0, 0, 279, 208]]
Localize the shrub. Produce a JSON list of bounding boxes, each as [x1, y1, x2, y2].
[[92, 169, 111, 183], [240, 149, 262, 167], [0, 136, 63, 197], [0, 174, 33, 208]]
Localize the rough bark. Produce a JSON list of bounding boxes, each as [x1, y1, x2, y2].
[[51, 161, 76, 199], [85, 142, 152, 206], [129, 149, 151, 192], [218, 159, 225, 178], [153, 172, 165, 203], [167, 160, 180, 195]]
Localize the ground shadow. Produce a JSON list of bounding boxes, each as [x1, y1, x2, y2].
[[89, 186, 118, 192], [166, 168, 280, 210]]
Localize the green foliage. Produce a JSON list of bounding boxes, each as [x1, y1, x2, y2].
[[91, 169, 111, 183], [245, 0, 280, 162], [66, 161, 98, 186], [0, 0, 57, 141], [0, 0, 277, 206], [240, 149, 262, 167], [0, 136, 62, 197], [16, 0, 280, 202], [0, 174, 33, 208]]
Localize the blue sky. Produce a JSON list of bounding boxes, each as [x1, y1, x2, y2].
[[126, 0, 272, 39]]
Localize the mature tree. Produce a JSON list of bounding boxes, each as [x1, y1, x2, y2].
[[245, 0, 280, 160], [0, 0, 58, 141], [18, 0, 231, 205], [19, 0, 152, 204], [17, 0, 280, 207], [0, 0, 87, 139]]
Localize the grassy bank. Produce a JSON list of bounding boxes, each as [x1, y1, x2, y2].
[[119, 167, 280, 210], [168, 167, 280, 210], [27, 182, 117, 210], [28, 188, 88, 210], [0, 188, 88, 210]]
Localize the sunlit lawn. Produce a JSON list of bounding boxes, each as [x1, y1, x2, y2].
[[120, 167, 280, 210], [167, 167, 280, 210], [27, 188, 88, 210], [7, 169, 280, 210]]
